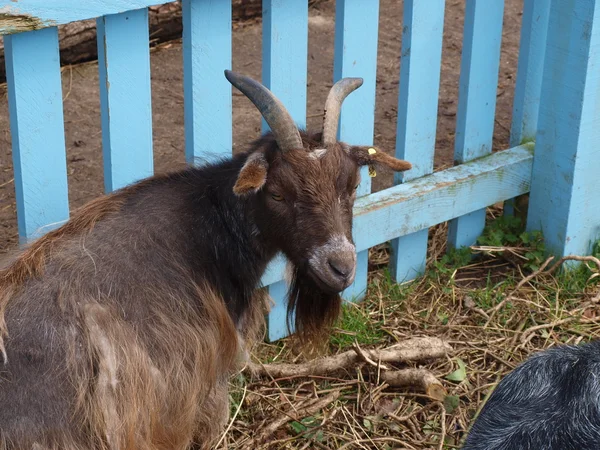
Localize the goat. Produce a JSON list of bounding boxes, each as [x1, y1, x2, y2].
[[462, 339, 600, 450], [0, 70, 411, 450]]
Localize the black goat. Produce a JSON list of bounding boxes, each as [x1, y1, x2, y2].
[[463, 339, 600, 450]]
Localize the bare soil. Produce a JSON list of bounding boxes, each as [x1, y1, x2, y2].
[[0, 0, 523, 252]]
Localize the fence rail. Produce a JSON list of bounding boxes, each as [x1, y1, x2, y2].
[[1, 0, 599, 341]]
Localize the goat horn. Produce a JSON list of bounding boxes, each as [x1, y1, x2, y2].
[[322, 78, 364, 145], [224, 70, 303, 153]]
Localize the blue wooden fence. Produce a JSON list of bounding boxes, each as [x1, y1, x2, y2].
[[0, 0, 598, 342]]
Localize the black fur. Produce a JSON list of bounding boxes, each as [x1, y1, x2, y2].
[[463, 340, 600, 450]]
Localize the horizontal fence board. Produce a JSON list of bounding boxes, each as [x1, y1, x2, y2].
[[4, 26, 70, 242], [261, 144, 534, 286], [183, 0, 232, 163], [355, 145, 531, 251], [97, 8, 153, 192], [0, 0, 164, 35]]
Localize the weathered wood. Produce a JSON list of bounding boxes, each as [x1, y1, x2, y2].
[[447, 0, 504, 250], [182, 0, 232, 162], [0, 0, 305, 83], [503, 0, 550, 221]]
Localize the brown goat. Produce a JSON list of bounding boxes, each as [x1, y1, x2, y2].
[[0, 71, 411, 449]]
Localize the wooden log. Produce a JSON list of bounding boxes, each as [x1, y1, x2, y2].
[[0, 0, 323, 83]]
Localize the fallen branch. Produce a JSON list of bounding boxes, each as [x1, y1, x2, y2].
[[246, 337, 450, 379], [380, 368, 447, 401], [245, 337, 451, 400]]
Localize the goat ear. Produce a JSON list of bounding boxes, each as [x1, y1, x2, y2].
[[234, 152, 269, 196], [345, 145, 412, 172]]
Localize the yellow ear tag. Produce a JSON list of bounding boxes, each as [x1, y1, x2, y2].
[[368, 148, 377, 176]]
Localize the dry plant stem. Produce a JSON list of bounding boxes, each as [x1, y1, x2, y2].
[[486, 255, 600, 326], [438, 403, 447, 450], [484, 256, 555, 326], [519, 315, 600, 344], [248, 390, 341, 447], [380, 369, 447, 401], [214, 385, 247, 449]]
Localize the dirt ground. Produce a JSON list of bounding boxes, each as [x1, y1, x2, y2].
[[0, 0, 523, 252]]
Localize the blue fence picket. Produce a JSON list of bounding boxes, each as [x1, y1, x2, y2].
[[447, 0, 504, 250], [504, 0, 550, 218], [261, 0, 309, 342], [527, 0, 600, 258], [509, 0, 550, 147], [4, 27, 70, 242], [389, 0, 445, 283], [262, 0, 308, 132], [334, 0, 380, 303], [97, 8, 153, 192], [182, 0, 232, 163]]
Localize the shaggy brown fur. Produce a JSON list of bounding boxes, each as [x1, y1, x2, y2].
[[0, 69, 413, 448], [0, 134, 410, 449]]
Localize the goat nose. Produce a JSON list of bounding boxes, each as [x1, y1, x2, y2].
[[328, 255, 354, 279]]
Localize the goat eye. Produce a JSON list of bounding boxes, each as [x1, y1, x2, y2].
[[353, 183, 359, 191], [271, 193, 284, 201]]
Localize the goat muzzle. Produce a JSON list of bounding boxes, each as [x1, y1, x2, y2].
[[307, 235, 357, 293]]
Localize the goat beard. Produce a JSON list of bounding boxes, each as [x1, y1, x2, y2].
[[286, 264, 342, 350]]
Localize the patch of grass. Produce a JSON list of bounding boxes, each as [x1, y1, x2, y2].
[[329, 301, 385, 349], [477, 215, 546, 270], [228, 372, 249, 419]]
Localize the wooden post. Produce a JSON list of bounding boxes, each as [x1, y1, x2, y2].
[[97, 9, 154, 192], [527, 0, 600, 258], [182, 0, 233, 162]]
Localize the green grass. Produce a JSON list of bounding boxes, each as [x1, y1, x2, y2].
[[329, 301, 386, 349]]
